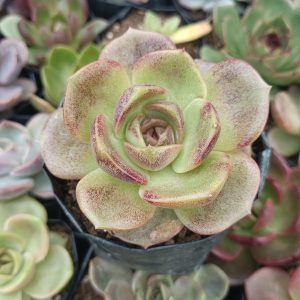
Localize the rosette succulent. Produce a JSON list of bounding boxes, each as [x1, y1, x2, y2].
[[41, 29, 269, 248], [0, 39, 36, 112], [0, 194, 74, 299], [210, 151, 300, 283], [0, 115, 53, 200], [88, 257, 229, 300], [0, 0, 108, 65], [268, 87, 300, 157], [245, 267, 300, 300], [201, 0, 300, 86]]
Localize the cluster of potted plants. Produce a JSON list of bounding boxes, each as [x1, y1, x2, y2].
[[0, 0, 299, 299]]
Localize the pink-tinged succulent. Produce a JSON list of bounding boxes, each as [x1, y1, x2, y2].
[[0, 114, 54, 200], [41, 29, 270, 248], [245, 267, 300, 300], [0, 194, 74, 299], [209, 151, 300, 283], [0, 39, 36, 111], [268, 87, 300, 157]]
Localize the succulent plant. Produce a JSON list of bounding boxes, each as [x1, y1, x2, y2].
[[38, 44, 101, 109], [209, 151, 300, 283], [0, 194, 74, 299], [0, 0, 108, 65], [88, 257, 229, 300], [0, 115, 54, 200], [178, 0, 234, 12], [268, 87, 300, 157], [245, 266, 300, 300], [41, 28, 270, 248], [0, 39, 36, 112], [143, 11, 212, 44], [201, 0, 300, 86]]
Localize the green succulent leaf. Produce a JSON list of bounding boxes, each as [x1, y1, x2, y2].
[[77, 44, 100, 69], [0, 15, 23, 41], [200, 45, 226, 63]]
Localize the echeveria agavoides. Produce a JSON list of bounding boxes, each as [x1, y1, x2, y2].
[[201, 0, 300, 86], [41, 28, 270, 248], [0, 115, 53, 200], [0, 39, 36, 111], [0, 195, 74, 299]]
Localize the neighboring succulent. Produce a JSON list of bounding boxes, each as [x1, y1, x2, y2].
[[209, 151, 300, 283], [143, 11, 212, 44], [0, 39, 36, 112], [37, 44, 101, 109], [88, 257, 229, 300], [201, 0, 300, 86], [245, 267, 300, 300], [268, 87, 300, 157], [178, 0, 234, 12], [0, 194, 74, 299], [0, 0, 108, 65], [41, 29, 269, 248], [0, 115, 53, 200]]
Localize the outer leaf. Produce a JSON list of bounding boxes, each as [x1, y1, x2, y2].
[[104, 279, 135, 300], [64, 60, 130, 143], [289, 266, 300, 300], [24, 245, 73, 299], [204, 59, 270, 151], [40, 109, 98, 180], [175, 152, 260, 234], [77, 44, 100, 69], [100, 28, 176, 73], [113, 208, 183, 248], [0, 86, 23, 111], [76, 169, 155, 231], [30, 170, 54, 199], [200, 45, 226, 63], [133, 49, 207, 110], [140, 152, 231, 208], [0, 15, 23, 41]]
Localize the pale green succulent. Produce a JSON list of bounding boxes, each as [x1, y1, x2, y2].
[[41, 29, 269, 248], [0, 194, 74, 299], [88, 257, 229, 300], [201, 0, 300, 86]]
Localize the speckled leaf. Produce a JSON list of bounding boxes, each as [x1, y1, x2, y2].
[[245, 268, 291, 300], [289, 266, 300, 300], [140, 152, 231, 208], [100, 28, 176, 73], [91, 115, 148, 184], [204, 59, 270, 151], [172, 98, 220, 173], [175, 152, 259, 235], [113, 208, 183, 248], [40, 109, 98, 180], [76, 168, 155, 231], [64, 60, 130, 143], [132, 49, 207, 110]]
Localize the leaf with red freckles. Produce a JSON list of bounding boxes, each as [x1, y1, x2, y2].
[[112, 208, 183, 248], [172, 98, 220, 173], [40, 109, 98, 180], [203, 59, 270, 152], [126, 115, 146, 147], [76, 169, 155, 231], [132, 49, 207, 110], [91, 115, 149, 184], [175, 152, 260, 235], [113, 85, 167, 138], [245, 268, 291, 300], [64, 60, 130, 143], [124, 143, 182, 172], [139, 152, 231, 208], [100, 28, 176, 73], [289, 266, 300, 300]]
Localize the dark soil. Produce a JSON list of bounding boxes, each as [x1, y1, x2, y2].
[[74, 276, 103, 300], [102, 9, 199, 58]]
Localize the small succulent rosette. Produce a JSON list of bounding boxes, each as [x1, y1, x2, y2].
[[268, 87, 300, 157], [0, 0, 108, 65], [41, 28, 270, 248], [0, 114, 53, 201], [210, 151, 300, 283], [0, 195, 74, 299], [0, 39, 36, 112], [85, 256, 229, 300], [245, 267, 300, 300], [201, 0, 300, 86]]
